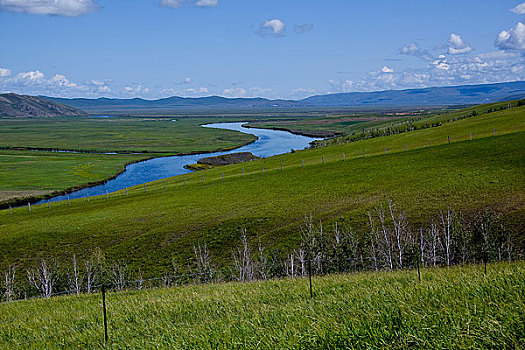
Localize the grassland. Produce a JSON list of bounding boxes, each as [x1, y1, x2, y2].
[[0, 263, 523, 349], [247, 101, 517, 138], [0, 150, 149, 203], [1, 105, 523, 275], [0, 116, 256, 153], [0, 116, 258, 203]]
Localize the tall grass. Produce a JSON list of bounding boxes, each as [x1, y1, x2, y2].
[[0, 263, 523, 349]]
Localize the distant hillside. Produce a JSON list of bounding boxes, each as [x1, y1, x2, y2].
[[0, 93, 88, 118], [301, 81, 525, 107], [40, 81, 525, 113]]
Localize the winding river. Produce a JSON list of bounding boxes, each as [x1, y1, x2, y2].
[[37, 122, 318, 204]]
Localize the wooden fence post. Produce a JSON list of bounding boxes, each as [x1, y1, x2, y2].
[[343, 153, 345, 161], [322, 156, 324, 164], [308, 259, 313, 298], [47, 200, 50, 208], [242, 168, 244, 176], [202, 175, 205, 184], [222, 171, 224, 180], [27, 203, 30, 212], [470, 132, 472, 141], [106, 190, 109, 199], [125, 187, 128, 195], [302, 160, 304, 168], [9, 206, 12, 214], [280, 162, 283, 171], [448, 136, 450, 144], [67, 196, 70, 205], [164, 181, 166, 190], [183, 177, 186, 186], [101, 285, 108, 344]]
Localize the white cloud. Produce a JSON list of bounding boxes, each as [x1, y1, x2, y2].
[[381, 66, 394, 73], [195, 0, 218, 7], [0, 69, 115, 97], [326, 49, 525, 93], [0, 0, 99, 17], [511, 2, 525, 14], [496, 22, 525, 51], [432, 55, 450, 70], [258, 19, 285, 37], [184, 77, 192, 84], [294, 23, 313, 35], [0, 68, 11, 77], [124, 85, 149, 94], [400, 42, 432, 60], [160, 0, 185, 9], [16, 70, 45, 83], [447, 33, 473, 54], [222, 88, 247, 97], [51, 74, 78, 88]]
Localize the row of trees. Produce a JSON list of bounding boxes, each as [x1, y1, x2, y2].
[[313, 99, 523, 148], [1, 204, 522, 302]]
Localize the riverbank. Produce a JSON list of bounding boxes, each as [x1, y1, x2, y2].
[[242, 122, 342, 138], [0, 136, 259, 208]]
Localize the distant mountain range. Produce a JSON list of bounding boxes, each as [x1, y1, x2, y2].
[[39, 81, 525, 114], [1, 82, 523, 117], [0, 93, 88, 118]]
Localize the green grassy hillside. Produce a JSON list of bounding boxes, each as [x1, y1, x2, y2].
[[0, 263, 523, 349], [1, 105, 523, 275]]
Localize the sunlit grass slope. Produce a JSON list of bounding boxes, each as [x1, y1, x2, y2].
[[0, 263, 523, 349], [1, 106, 523, 274]]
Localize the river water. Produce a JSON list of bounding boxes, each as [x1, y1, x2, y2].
[[37, 122, 318, 203]]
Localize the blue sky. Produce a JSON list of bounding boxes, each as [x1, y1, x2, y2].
[[1, 0, 524, 99]]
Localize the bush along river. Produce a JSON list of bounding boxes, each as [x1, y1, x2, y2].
[[36, 122, 319, 204]]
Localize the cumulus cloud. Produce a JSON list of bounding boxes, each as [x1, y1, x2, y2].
[[511, 2, 525, 14], [294, 23, 313, 34], [0, 0, 99, 17], [381, 66, 394, 73], [400, 42, 432, 60], [447, 33, 473, 54], [124, 85, 149, 94], [326, 50, 525, 93], [195, 0, 218, 7], [0, 68, 11, 77], [496, 22, 525, 51], [0, 69, 113, 97], [160, 0, 185, 9], [258, 19, 285, 37]]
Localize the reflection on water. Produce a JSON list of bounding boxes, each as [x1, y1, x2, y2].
[[39, 123, 319, 203]]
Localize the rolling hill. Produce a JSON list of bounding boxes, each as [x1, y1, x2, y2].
[[0, 93, 88, 118]]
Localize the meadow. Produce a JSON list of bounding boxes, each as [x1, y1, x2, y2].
[[0, 263, 523, 349], [1, 104, 523, 275], [0, 116, 257, 203]]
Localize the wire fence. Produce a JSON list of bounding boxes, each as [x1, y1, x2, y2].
[[2, 124, 522, 213]]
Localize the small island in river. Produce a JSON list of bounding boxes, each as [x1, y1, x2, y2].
[[184, 152, 259, 170]]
